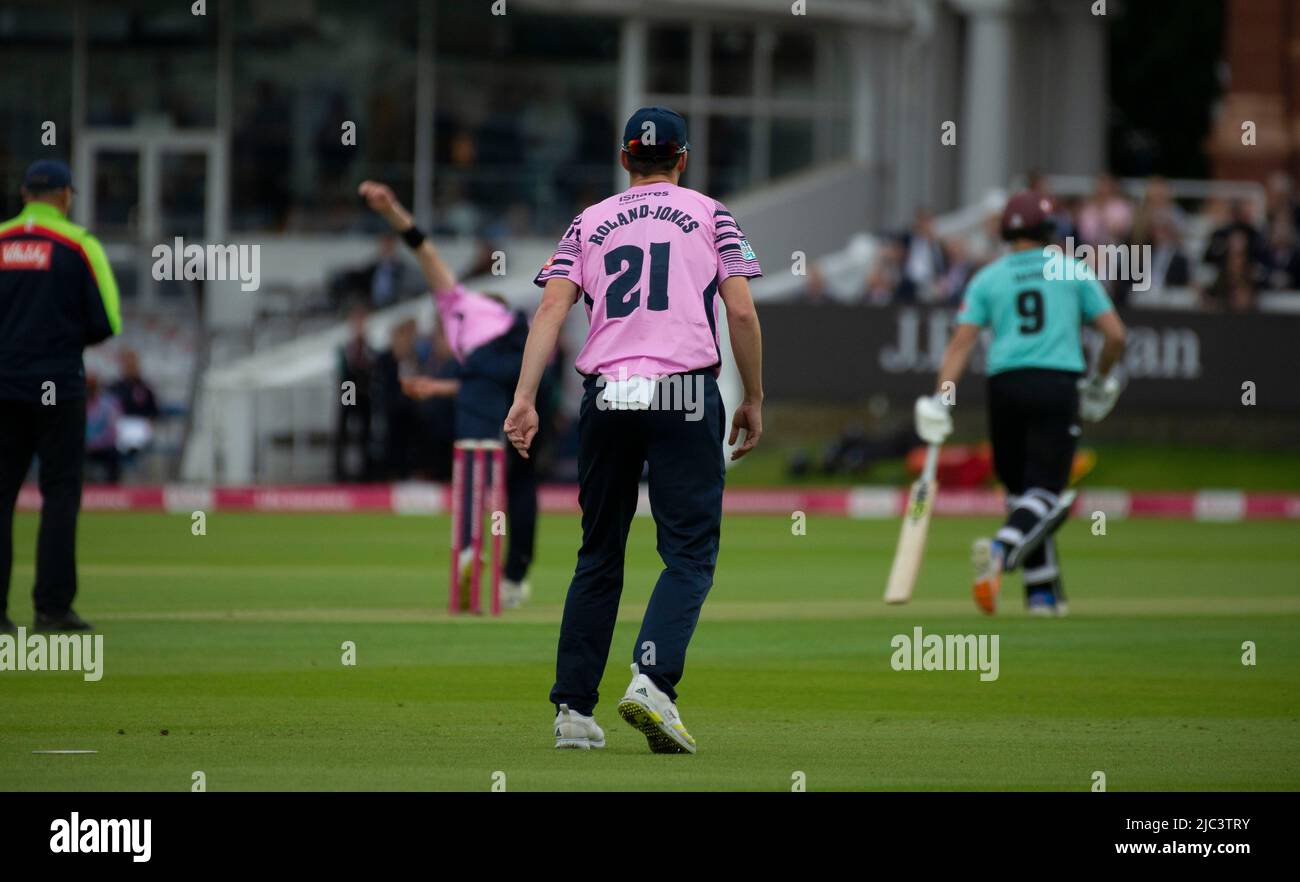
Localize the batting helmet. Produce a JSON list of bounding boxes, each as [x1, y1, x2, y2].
[[1000, 191, 1055, 242]]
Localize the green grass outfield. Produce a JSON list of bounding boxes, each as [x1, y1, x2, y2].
[[3, 511, 1298, 791]]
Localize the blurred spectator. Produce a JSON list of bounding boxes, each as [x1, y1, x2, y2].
[[960, 206, 997, 265], [850, 171, 1288, 308], [1049, 193, 1082, 245], [936, 237, 976, 304], [109, 349, 159, 420], [331, 233, 413, 309], [1204, 230, 1260, 312], [372, 319, 429, 479], [1265, 172, 1300, 234], [1131, 176, 1188, 245], [863, 239, 904, 304], [436, 180, 483, 239], [897, 208, 946, 303], [366, 234, 407, 308], [84, 375, 122, 484], [1263, 212, 1300, 291], [109, 348, 159, 462], [1076, 173, 1134, 245], [1148, 212, 1192, 290], [334, 304, 376, 482], [799, 266, 830, 304], [1204, 198, 1264, 271]]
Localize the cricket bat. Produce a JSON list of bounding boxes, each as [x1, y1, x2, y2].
[[883, 444, 940, 604]]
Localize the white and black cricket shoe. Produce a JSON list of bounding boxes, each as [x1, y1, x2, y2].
[[617, 664, 697, 754]]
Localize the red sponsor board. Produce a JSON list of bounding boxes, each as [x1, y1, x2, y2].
[[15, 484, 1300, 520], [1246, 494, 1300, 519]]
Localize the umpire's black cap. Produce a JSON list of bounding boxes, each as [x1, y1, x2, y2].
[[23, 159, 74, 193], [622, 106, 691, 158]]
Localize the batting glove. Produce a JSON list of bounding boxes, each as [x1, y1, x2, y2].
[[1077, 373, 1122, 422], [914, 395, 953, 445]]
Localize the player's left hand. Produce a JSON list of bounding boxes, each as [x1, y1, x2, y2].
[[504, 399, 539, 458], [728, 400, 762, 460], [1078, 373, 1121, 422]]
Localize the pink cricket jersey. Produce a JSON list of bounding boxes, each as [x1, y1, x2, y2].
[[534, 182, 762, 378], [432, 284, 516, 363]]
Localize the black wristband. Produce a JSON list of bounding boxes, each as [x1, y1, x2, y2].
[[401, 225, 426, 249]]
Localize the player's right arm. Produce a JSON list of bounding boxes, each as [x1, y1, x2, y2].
[[505, 277, 576, 457], [935, 323, 981, 393], [719, 276, 763, 460], [358, 180, 457, 294], [914, 323, 975, 445], [935, 269, 990, 394], [916, 272, 989, 444]]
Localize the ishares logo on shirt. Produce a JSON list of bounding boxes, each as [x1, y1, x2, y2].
[[619, 190, 669, 204]]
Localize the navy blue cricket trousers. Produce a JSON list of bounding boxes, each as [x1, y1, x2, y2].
[[550, 370, 726, 715]]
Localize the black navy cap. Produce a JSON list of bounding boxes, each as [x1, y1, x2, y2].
[[622, 106, 690, 157], [23, 159, 74, 192]]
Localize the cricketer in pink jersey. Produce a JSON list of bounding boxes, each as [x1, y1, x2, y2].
[[359, 181, 555, 611], [505, 107, 765, 754]]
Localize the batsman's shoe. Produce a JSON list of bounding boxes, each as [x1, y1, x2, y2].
[[971, 538, 1002, 615], [1027, 585, 1070, 618], [617, 664, 696, 754], [554, 703, 605, 750], [1026, 589, 1057, 617], [501, 578, 531, 610]]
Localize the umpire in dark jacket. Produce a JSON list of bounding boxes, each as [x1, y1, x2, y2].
[[0, 160, 121, 634]]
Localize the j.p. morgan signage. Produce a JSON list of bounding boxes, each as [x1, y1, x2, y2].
[[761, 303, 1297, 412]]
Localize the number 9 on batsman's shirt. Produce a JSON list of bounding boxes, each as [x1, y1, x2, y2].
[[535, 182, 762, 378], [955, 248, 1113, 376]]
